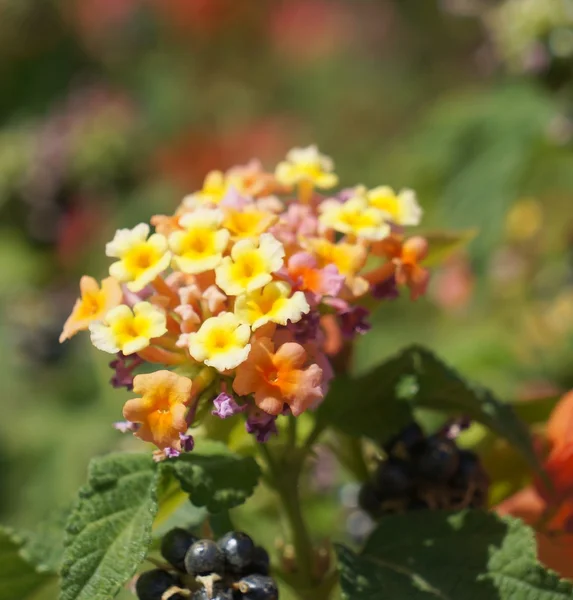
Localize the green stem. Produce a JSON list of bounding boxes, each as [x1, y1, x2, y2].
[[288, 413, 298, 449], [258, 444, 315, 588]]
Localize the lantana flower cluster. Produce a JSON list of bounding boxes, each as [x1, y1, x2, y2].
[[60, 146, 430, 458]]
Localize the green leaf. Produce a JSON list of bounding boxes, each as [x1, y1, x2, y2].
[[422, 229, 478, 267], [22, 509, 67, 574], [316, 352, 415, 442], [0, 526, 54, 599], [336, 510, 573, 599], [60, 453, 161, 600], [512, 395, 562, 426], [318, 345, 538, 471], [167, 447, 261, 513]]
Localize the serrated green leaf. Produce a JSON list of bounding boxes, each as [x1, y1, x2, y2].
[[0, 526, 54, 599], [318, 345, 539, 471], [167, 451, 261, 513], [336, 510, 573, 599], [60, 453, 161, 600]]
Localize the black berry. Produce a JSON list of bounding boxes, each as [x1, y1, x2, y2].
[[135, 569, 181, 600], [184, 539, 225, 576], [212, 587, 234, 600], [236, 574, 279, 600], [244, 545, 270, 576], [384, 423, 425, 458], [358, 482, 382, 516], [161, 527, 197, 571], [218, 531, 255, 573], [192, 586, 233, 600], [372, 460, 414, 499], [414, 437, 460, 483]]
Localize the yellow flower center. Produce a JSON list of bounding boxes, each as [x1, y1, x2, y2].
[[231, 251, 265, 284], [123, 242, 163, 278], [295, 163, 324, 180], [112, 314, 155, 346], [369, 195, 400, 220], [77, 293, 103, 318], [204, 327, 239, 354], [339, 207, 378, 231], [179, 228, 216, 257], [224, 210, 270, 238]]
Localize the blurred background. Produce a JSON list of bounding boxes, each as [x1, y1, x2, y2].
[[2, 0, 573, 559]]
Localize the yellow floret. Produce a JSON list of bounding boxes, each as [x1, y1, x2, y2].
[[275, 145, 338, 189], [222, 207, 277, 240], [319, 196, 390, 241], [106, 223, 171, 292], [234, 281, 310, 330], [215, 233, 285, 296], [367, 186, 422, 226], [309, 238, 367, 277], [188, 312, 251, 372], [89, 301, 167, 355], [169, 208, 230, 274], [186, 170, 230, 206]]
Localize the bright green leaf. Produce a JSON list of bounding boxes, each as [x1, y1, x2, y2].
[[336, 510, 573, 599], [60, 453, 161, 600], [0, 526, 54, 600]]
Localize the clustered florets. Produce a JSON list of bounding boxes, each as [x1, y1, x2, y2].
[[60, 146, 430, 456]]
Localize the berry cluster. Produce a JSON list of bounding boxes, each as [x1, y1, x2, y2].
[[359, 423, 489, 517], [135, 529, 278, 600]]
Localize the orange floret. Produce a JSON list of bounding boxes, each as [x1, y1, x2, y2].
[[59, 276, 122, 342], [233, 337, 323, 417], [123, 370, 193, 449]]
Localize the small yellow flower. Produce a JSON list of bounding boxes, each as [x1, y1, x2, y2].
[[106, 223, 171, 292], [59, 276, 122, 342], [234, 281, 310, 330], [89, 301, 167, 355], [319, 196, 390, 241], [169, 208, 230, 274], [215, 233, 285, 296], [367, 186, 422, 226], [309, 238, 367, 277], [188, 312, 251, 372], [123, 370, 192, 449], [275, 145, 338, 189], [186, 170, 230, 205], [222, 207, 277, 240]]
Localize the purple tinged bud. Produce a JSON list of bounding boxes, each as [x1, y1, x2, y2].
[[212, 392, 246, 419], [179, 433, 195, 452], [246, 411, 278, 443], [371, 275, 400, 300], [109, 352, 143, 391], [339, 306, 371, 339], [164, 448, 181, 459], [287, 311, 321, 343]]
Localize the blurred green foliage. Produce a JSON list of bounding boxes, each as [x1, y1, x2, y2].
[[1, 0, 573, 574]]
